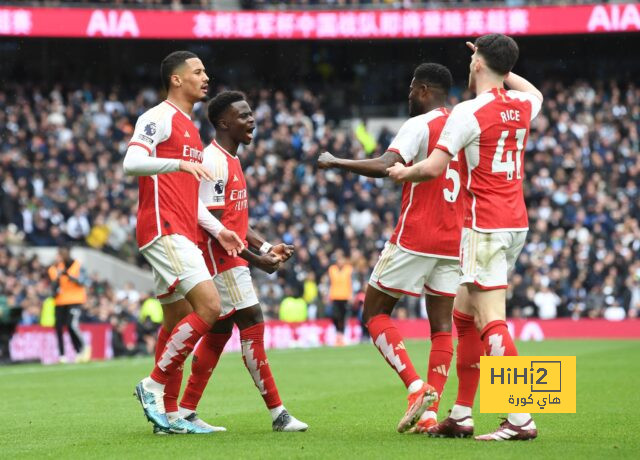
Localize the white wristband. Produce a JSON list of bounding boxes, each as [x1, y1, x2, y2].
[[259, 242, 273, 254]]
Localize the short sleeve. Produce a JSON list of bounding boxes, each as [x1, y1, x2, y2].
[[128, 110, 170, 155], [387, 116, 429, 164], [435, 105, 477, 156], [199, 150, 228, 209], [507, 90, 543, 121]]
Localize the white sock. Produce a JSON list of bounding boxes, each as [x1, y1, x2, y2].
[[508, 413, 532, 426], [143, 376, 165, 392], [178, 407, 194, 418], [407, 379, 424, 394], [166, 411, 179, 422], [270, 405, 286, 421], [420, 410, 437, 421], [450, 404, 472, 419]]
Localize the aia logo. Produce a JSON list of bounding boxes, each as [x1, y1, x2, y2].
[[86, 10, 140, 37]]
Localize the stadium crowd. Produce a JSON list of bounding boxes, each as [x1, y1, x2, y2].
[[1, 77, 639, 335]]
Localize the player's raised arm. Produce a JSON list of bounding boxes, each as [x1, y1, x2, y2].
[[504, 72, 543, 102], [317, 150, 404, 178]]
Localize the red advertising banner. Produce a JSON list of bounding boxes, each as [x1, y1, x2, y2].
[[9, 323, 112, 365], [397, 318, 640, 340], [0, 4, 638, 40], [8, 318, 637, 364]]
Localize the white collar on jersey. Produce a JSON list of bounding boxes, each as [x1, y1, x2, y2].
[[212, 139, 238, 158], [163, 99, 192, 120]]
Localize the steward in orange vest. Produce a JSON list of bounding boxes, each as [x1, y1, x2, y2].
[[48, 247, 88, 362]]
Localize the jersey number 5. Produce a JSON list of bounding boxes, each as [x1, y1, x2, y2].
[[492, 128, 527, 180], [443, 153, 460, 203]]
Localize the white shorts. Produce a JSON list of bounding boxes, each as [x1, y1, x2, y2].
[[459, 228, 527, 290], [213, 266, 259, 318], [141, 234, 212, 305], [369, 242, 459, 298]]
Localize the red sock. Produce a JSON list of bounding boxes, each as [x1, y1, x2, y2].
[[481, 320, 518, 357], [367, 314, 420, 389], [180, 332, 231, 411], [151, 312, 210, 385], [453, 310, 483, 408], [153, 327, 183, 412], [154, 327, 170, 363], [240, 323, 282, 409], [164, 366, 184, 413], [426, 331, 453, 413]]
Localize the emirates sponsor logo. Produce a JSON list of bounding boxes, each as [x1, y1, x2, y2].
[[182, 145, 203, 163]]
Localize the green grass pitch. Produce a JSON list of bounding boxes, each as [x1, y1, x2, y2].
[[2, 339, 639, 459]]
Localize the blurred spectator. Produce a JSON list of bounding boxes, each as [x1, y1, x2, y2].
[[326, 250, 353, 344], [302, 272, 319, 320], [138, 295, 162, 354], [0, 295, 21, 363], [47, 247, 90, 363], [533, 285, 561, 320], [279, 284, 308, 322]]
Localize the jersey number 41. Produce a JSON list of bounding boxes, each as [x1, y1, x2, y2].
[[492, 128, 527, 181]]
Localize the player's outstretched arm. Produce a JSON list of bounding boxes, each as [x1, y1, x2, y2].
[[246, 227, 294, 263], [317, 151, 404, 178], [240, 249, 281, 274], [504, 72, 543, 102], [123, 146, 215, 181], [122, 145, 181, 176], [387, 148, 451, 183]]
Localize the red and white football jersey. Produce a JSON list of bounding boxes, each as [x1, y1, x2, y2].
[[435, 88, 542, 232], [128, 100, 204, 249], [388, 107, 463, 259], [198, 140, 249, 275]]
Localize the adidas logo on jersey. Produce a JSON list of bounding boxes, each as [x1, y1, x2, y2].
[[184, 130, 190, 138], [233, 174, 240, 182], [431, 365, 449, 376]]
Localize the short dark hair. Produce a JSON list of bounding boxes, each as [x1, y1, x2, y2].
[[474, 34, 519, 75], [413, 63, 453, 94], [160, 50, 198, 91], [207, 91, 246, 128]]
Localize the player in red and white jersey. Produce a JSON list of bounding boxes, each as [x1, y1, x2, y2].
[[160, 91, 307, 433], [318, 63, 463, 433], [199, 138, 250, 276], [123, 51, 244, 434], [388, 35, 543, 441]]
